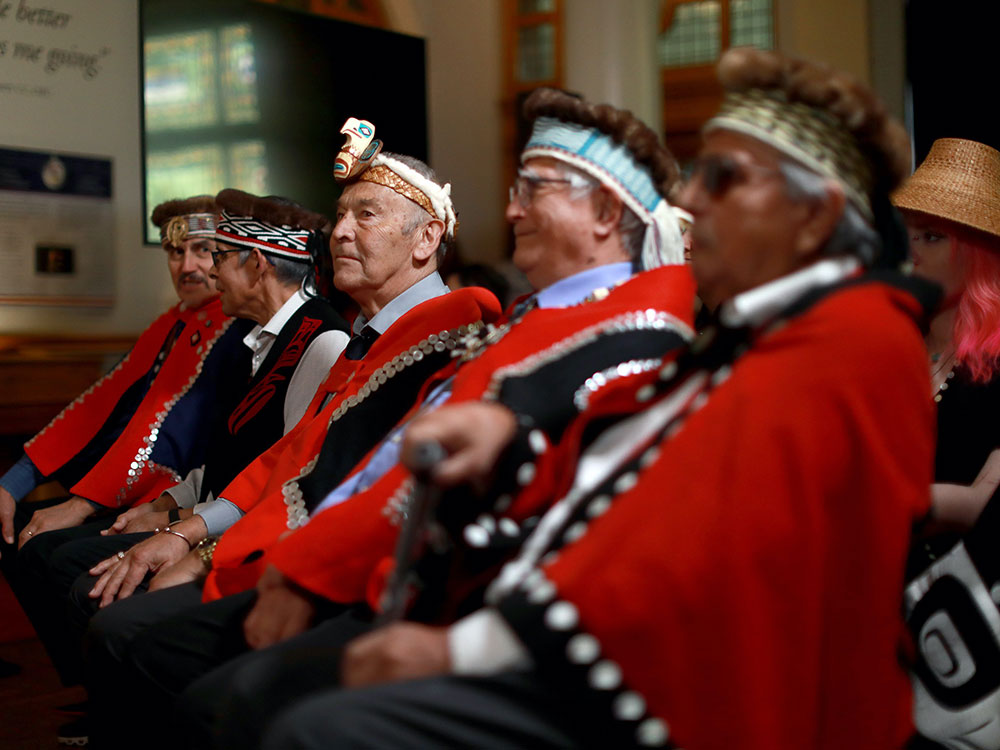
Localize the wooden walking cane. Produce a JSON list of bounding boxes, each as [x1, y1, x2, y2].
[[376, 441, 447, 625]]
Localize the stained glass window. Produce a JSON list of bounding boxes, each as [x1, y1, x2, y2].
[[220, 25, 259, 125], [516, 23, 556, 82], [658, 0, 773, 69], [730, 0, 773, 50], [658, 2, 720, 68], [229, 141, 268, 196], [144, 24, 265, 242], [145, 31, 218, 131], [145, 146, 226, 241], [518, 0, 555, 13]]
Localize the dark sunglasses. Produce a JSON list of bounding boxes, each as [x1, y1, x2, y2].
[[687, 154, 781, 197]]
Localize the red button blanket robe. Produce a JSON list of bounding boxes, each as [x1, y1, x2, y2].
[[202, 287, 501, 601], [262, 266, 697, 607], [25, 297, 232, 508], [485, 280, 934, 749]]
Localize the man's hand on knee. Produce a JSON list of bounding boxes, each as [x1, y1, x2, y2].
[[148, 549, 208, 593], [18, 496, 96, 549], [341, 622, 451, 688], [0, 486, 15, 554], [243, 564, 318, 650], [88, 532, 191, 607]]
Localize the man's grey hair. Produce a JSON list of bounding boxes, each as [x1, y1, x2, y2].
[[551, 161, 645, 263], [780, 160, 880, 266], [238, 250, 310, 287], [385, 152, 451, 265]]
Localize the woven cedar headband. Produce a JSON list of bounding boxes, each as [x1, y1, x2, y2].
[[892, 138, 1000, 240], [707, 89, 874, 219], [333, 117, 458, 240]]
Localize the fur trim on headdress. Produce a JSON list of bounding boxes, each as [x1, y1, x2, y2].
[[215, 189, 332, 236], [715, 47, 910, 194], [151, 196, 216, 228], [363, 153, 458, 241], [523, 88, 680, 200], [520, 89, 685, 269], [153, 195, 217, 246]]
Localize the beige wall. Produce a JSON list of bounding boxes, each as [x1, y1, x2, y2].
[[868, 0, 906, 121], [0, 0, 162, 336], [411, 0, 506, 264], [0, 0, 901, 336], [411, 0, 664, 265], [565, 0, 662, 131], [775, 0, 871, 84]]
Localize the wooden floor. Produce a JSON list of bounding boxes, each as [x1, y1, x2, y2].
[[0, 638, 85, 750]]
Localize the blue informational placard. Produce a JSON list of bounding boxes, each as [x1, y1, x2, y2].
[[0, 146, 114, 306], [0, 146, 112, 198]]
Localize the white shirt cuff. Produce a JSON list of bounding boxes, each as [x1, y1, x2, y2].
[[448, 607, 533, 675]]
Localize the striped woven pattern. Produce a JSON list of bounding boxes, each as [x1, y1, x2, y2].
[[215, 210, 312, 261], [708, 89, 874, 218], [523, 117, 662, 213], [892, 138, 1000, 240], [360, 164, 437, 217]]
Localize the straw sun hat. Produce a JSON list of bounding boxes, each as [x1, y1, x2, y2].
[[892, 137, 1000, 240]]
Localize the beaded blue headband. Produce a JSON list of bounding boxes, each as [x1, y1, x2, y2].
[[215, 209, 312, 262], [522, 117, 684, 269]]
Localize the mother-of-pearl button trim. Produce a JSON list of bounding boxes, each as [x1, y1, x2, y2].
[[115, 319, 232, 504], [487, 309, 693, 405]]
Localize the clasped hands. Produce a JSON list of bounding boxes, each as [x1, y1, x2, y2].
[[88, 516, 208, 607]]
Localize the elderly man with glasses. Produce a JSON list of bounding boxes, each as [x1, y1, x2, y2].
[[242, 50, 939, 750], [76, 134, 506, 749], [80, 91, 697, 748]]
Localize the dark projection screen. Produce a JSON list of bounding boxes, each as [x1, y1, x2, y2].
[[140, 0, 427, 243]]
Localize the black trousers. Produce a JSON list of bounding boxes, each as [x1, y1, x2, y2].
[[84, 582, 219, 749], [22, 520, 151, 685], [173, 613, 584, 750], [84, 582, 369, 750], [0, 497, 137, 685], [257, 670, 584, 750], [175, 604, 373, 748]]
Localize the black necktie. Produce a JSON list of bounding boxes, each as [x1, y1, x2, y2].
[[508, 295, 538, 323], [343, 326, 380, 360]]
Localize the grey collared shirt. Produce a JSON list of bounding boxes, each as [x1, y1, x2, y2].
[[195, 271, 450, 537], [352, 271, 451, 336]]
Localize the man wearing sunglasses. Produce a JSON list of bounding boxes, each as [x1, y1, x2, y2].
[[241, 51, 938, 750]]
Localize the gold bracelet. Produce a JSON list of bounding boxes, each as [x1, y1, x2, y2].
[[196, 537, 219, 569]]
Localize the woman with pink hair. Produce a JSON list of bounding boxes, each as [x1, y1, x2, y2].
[[894, 138, 1000, 529], [894, 138, 1000, 750]]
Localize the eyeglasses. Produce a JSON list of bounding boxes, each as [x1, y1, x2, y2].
[[687, 154, 782, 198], [210, 248, 241, 267], [508, 174, 577, 207]]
